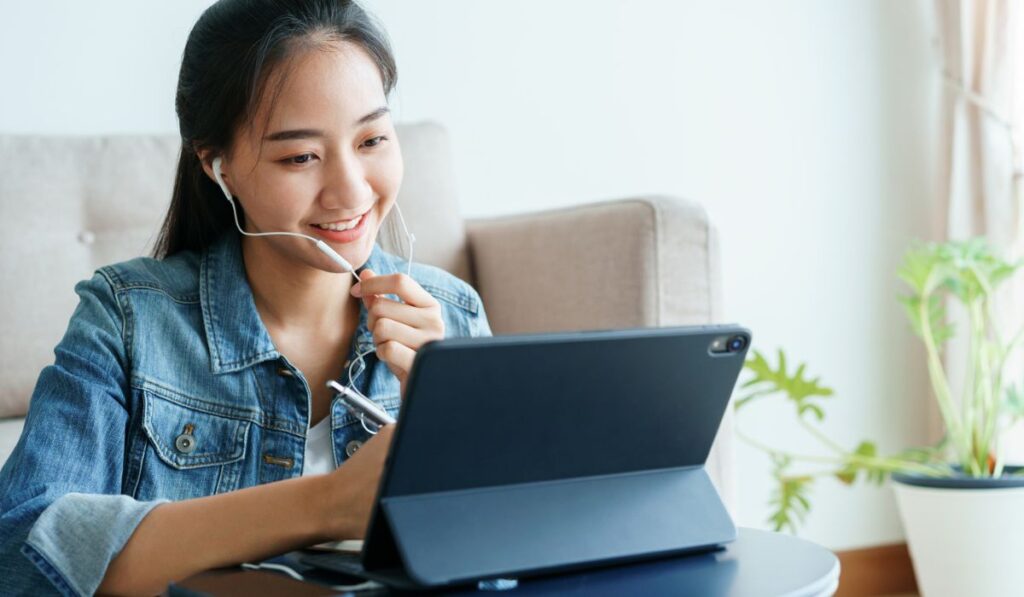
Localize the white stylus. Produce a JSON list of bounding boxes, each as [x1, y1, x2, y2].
[[326, 380, 396, 427]]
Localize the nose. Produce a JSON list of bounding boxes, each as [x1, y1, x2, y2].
[[318, 148, 374, 211]]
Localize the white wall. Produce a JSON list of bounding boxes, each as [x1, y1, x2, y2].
[[0, 0, 941, 550]]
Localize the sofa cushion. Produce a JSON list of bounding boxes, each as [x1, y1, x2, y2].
[[0, 122, 468, 419], [0, 418, 26, 469]]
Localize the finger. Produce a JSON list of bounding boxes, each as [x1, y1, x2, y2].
[[354, 273, 437, 308], [371, 317, 443, 352], [354, 267, 375, 285], [354, 268, 379, 312], [377, 340, 416, 377], [362, 268, 383, 330], [368, 296, 443, 332]]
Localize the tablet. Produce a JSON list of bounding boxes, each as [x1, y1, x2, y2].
[[307, 324, 751, 590]]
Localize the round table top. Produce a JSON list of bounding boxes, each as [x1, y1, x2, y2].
[[444, 527, 840, 597], [170, 527, 840, 597]]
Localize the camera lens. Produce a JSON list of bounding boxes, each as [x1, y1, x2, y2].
[[728, 336, 747, 352]]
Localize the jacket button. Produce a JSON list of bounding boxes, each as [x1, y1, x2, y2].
[[175, 433, 197, 454], [345, 440, 363, 457], [277, 367, 294, 377]]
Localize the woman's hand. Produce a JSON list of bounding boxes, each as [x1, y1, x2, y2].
[[351, 269, 445, 396], [323, 424, 395, 539]]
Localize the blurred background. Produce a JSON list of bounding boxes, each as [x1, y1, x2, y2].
[[2, 0, 1018, 556]]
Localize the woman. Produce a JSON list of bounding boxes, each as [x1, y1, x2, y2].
[[0, 1, 490, 594]]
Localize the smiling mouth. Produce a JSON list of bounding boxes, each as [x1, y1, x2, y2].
[[310, 207, 373, 231]]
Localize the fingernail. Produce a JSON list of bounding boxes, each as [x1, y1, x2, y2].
[[350, 283, 362, 297]]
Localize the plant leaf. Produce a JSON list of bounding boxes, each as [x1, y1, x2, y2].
[[1004, 384, 1024, 420], [897, 243, 941, 295], [898, 293, 954, 346], [739, 349, 834, 421], [767, 454, 814, 534], [901, 239, 1022, 306], [833, 441, 889, 486]]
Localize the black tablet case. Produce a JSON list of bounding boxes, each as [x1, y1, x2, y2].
[[362, 325, 749, 587]]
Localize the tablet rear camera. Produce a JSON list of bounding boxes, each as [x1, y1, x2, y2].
[[727, 335, 747, 352]]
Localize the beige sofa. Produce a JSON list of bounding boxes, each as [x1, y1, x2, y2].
[[0, 122, 735, 509]]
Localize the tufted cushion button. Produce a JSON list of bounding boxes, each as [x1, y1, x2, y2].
[[77, 230, 95, 245]]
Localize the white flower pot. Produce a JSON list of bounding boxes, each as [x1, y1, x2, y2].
[[892, 471, 1024, 597]]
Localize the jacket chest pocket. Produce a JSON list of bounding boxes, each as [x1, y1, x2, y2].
[[134, 391, 251, 501]]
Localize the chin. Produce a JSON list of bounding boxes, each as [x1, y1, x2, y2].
[[345, 230, 379, 271]]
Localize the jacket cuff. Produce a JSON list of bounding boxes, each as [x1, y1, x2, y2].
[[24, 493, 169, 596]]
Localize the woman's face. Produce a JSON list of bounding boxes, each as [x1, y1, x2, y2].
[[214, 40, 403, 274]]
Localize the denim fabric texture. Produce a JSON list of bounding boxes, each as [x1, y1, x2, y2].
[[0, 231, 491, 596]]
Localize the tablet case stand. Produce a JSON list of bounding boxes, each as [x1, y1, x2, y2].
[[365, 466, 734, 586]]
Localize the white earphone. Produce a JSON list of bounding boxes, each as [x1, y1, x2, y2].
[[210, 156, 419, 430], [212, 156, 358, 277]]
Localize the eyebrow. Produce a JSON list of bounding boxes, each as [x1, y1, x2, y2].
[[263, 106, 391, 142]]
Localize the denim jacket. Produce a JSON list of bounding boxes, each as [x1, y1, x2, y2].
[[0, 231, 491, 596]]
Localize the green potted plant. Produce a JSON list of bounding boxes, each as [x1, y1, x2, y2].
[[736, 239, 1024, 597]]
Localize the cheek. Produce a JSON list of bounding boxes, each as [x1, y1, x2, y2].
[[368, 153, 404, 220], [374, 147, 404, 198], [246, 170, 309, 220]]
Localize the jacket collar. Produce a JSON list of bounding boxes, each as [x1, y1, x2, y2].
[[199, 232, 400, 374]]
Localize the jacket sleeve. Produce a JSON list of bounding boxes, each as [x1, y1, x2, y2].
[[0, 272, 169, 596], [468, 287, 492, 338]]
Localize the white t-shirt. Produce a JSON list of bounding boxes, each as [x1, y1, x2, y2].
[[302, 416, 335, 476]]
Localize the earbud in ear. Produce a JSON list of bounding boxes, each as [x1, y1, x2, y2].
[[211, 156, 233, 202]]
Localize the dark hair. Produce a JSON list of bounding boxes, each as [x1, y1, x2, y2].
[[152, 0, 397, 258]]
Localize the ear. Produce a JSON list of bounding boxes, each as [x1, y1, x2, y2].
[[196, 148, 234, 199], [196, 147, 215, 180]]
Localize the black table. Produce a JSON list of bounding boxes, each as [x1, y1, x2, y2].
[[167, 528, 840, 596]]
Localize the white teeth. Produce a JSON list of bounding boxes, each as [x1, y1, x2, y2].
[[313, 214, 362, 231]]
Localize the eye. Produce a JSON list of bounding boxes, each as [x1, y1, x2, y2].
[[284, 153, 316, 166], [362, 135, 388, 148]]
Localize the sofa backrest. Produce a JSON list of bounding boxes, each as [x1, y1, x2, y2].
[[0, 122, 469, 418]]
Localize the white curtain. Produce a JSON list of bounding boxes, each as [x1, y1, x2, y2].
[[934, 0, 1024, 461]]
